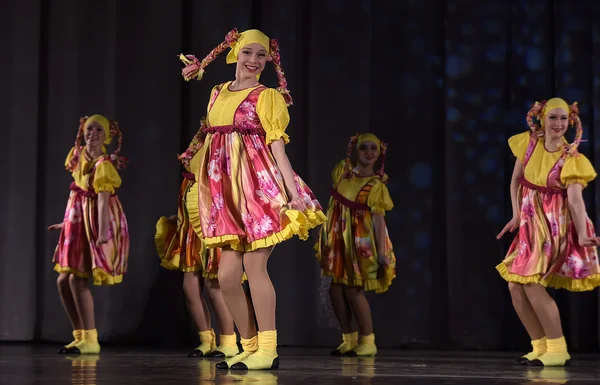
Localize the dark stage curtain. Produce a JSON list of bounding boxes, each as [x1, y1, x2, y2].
[[1, 0, 599, 352]]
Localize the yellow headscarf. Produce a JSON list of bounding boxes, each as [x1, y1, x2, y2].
[[357, 133, 381, 155], [84, 114, 112, 145], [225, 29, 270, 64], [226, 29, 270, 81], [541, 98, 570, 125]]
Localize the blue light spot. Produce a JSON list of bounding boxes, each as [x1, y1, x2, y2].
[[448, 107, 462, 122], [497, 134, 505, 143], [414, 233, 430, 250], [486, 44, 505, 63], [482, 106, 498, 122], [412, 210, 422, 220], [477, 132, 489, 143], [436, 77, 444, 88], [526, 48, 543, 70], [487, 205, 502, 223], [562, 52, 573, 64], [447, 88, 457, 98], [446, 55, 462, 78], [410, 163, 432, 189], [518, 76, 527, 86], [465, 149, 476, 160], [478, 195, 488, 205], [465, 172, 476, 184], [467, 119, 477, 130], [487, 89, 502, 99], [406, 286, 416, 296], [480, 156, 497, 173], [453, 132, 465, 143], [396, 248, 408, 259]]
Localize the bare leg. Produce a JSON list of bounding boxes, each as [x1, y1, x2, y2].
[[329, 282, 355, 334], [69, 275, 95, 329], [523, 283, 570, 366], [508, 283, 545, 339], [204, 278, 235, 335], [57, 273, 83, 330], [218, 249, 257, 339], [230, 246, 279, 370], [183, 272, 211, 331], [343, 287, 373, 336], [523, 284, 563, 339], [242, 247, 275, 332]]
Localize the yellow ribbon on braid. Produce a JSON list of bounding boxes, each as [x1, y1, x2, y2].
[[226, 29, 270, 80], [84, 114, 112, 145]]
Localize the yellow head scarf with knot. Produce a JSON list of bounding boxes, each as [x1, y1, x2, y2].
[[84, 114, 112, 145], [357, 133, 381, 155], [226, 29, 270, 80], [226, 29, 270, 64], [541, 98, 570, 126]]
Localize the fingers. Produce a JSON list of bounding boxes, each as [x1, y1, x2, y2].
[[496, 226, 508, 239]]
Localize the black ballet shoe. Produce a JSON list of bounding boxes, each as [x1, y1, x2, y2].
[[187, 349, 204, 357], [330, 349, 342, 356], [68, 347, 82, 355], [230, 357, 280, 371], [515, 357, 530, 365], [215, 360, 229, 369], [204, 350, 225, 358], [528, 358, 570, 367], [57, 347, 68, 354]]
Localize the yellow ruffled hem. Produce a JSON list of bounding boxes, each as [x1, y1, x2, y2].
[[320, 269, 395, 294], [54, 264, 123, 286], [203, 209, 327, 252], [496, 262, 600, 292]]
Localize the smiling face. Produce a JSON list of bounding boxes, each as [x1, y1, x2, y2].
[[543, 107, 569, 141], [84, 121, 106, 150], [357, 140, 380, 167], [235, 43, 268, 81]]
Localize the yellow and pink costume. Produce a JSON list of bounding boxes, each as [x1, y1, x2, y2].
[[497, 99, 600, 290], [53, 115, 129, 285]]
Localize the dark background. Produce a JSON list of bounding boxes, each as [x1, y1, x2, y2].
[[1, 0, 599, 352]]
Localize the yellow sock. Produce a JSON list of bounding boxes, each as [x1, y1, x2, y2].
[[217, 335, 258, 369], [521, 337, 547, 361], [333, 332, 358, 355], [65, 329, 84, 349], [195, 329, 217, 355], [231, 330, 279, 370], [216, 334, 240, 357], [74, 329, 101, 354], [347, 333, 377, 356], [532, 336, 570, 367]]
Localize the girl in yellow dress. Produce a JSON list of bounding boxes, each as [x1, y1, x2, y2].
[[316, 133, 395, 357], [179, 28, 326, 370], [497, 98, 600, 366], [155, 121, 239, 358], [49, 114, 129, 354]]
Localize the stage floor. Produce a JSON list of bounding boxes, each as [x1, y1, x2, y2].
[[1, 344, 598, 384]]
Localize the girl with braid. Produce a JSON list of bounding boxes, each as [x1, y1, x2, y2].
[[315, 133, 395, 357], [178, 28, 326, 370], [49, 114, 129, 354], [154, 119, 239, 359], [497, 98, 600, 367]]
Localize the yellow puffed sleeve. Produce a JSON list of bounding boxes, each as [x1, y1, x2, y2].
[[331, 160, 347, 185], [367, 180, 394, 215], [64, 147, 76, 169], [93, 159, 122, 194], [508, 131, 532, 162], [560, 154, 597, 188], [256, 88, 290, 145]]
